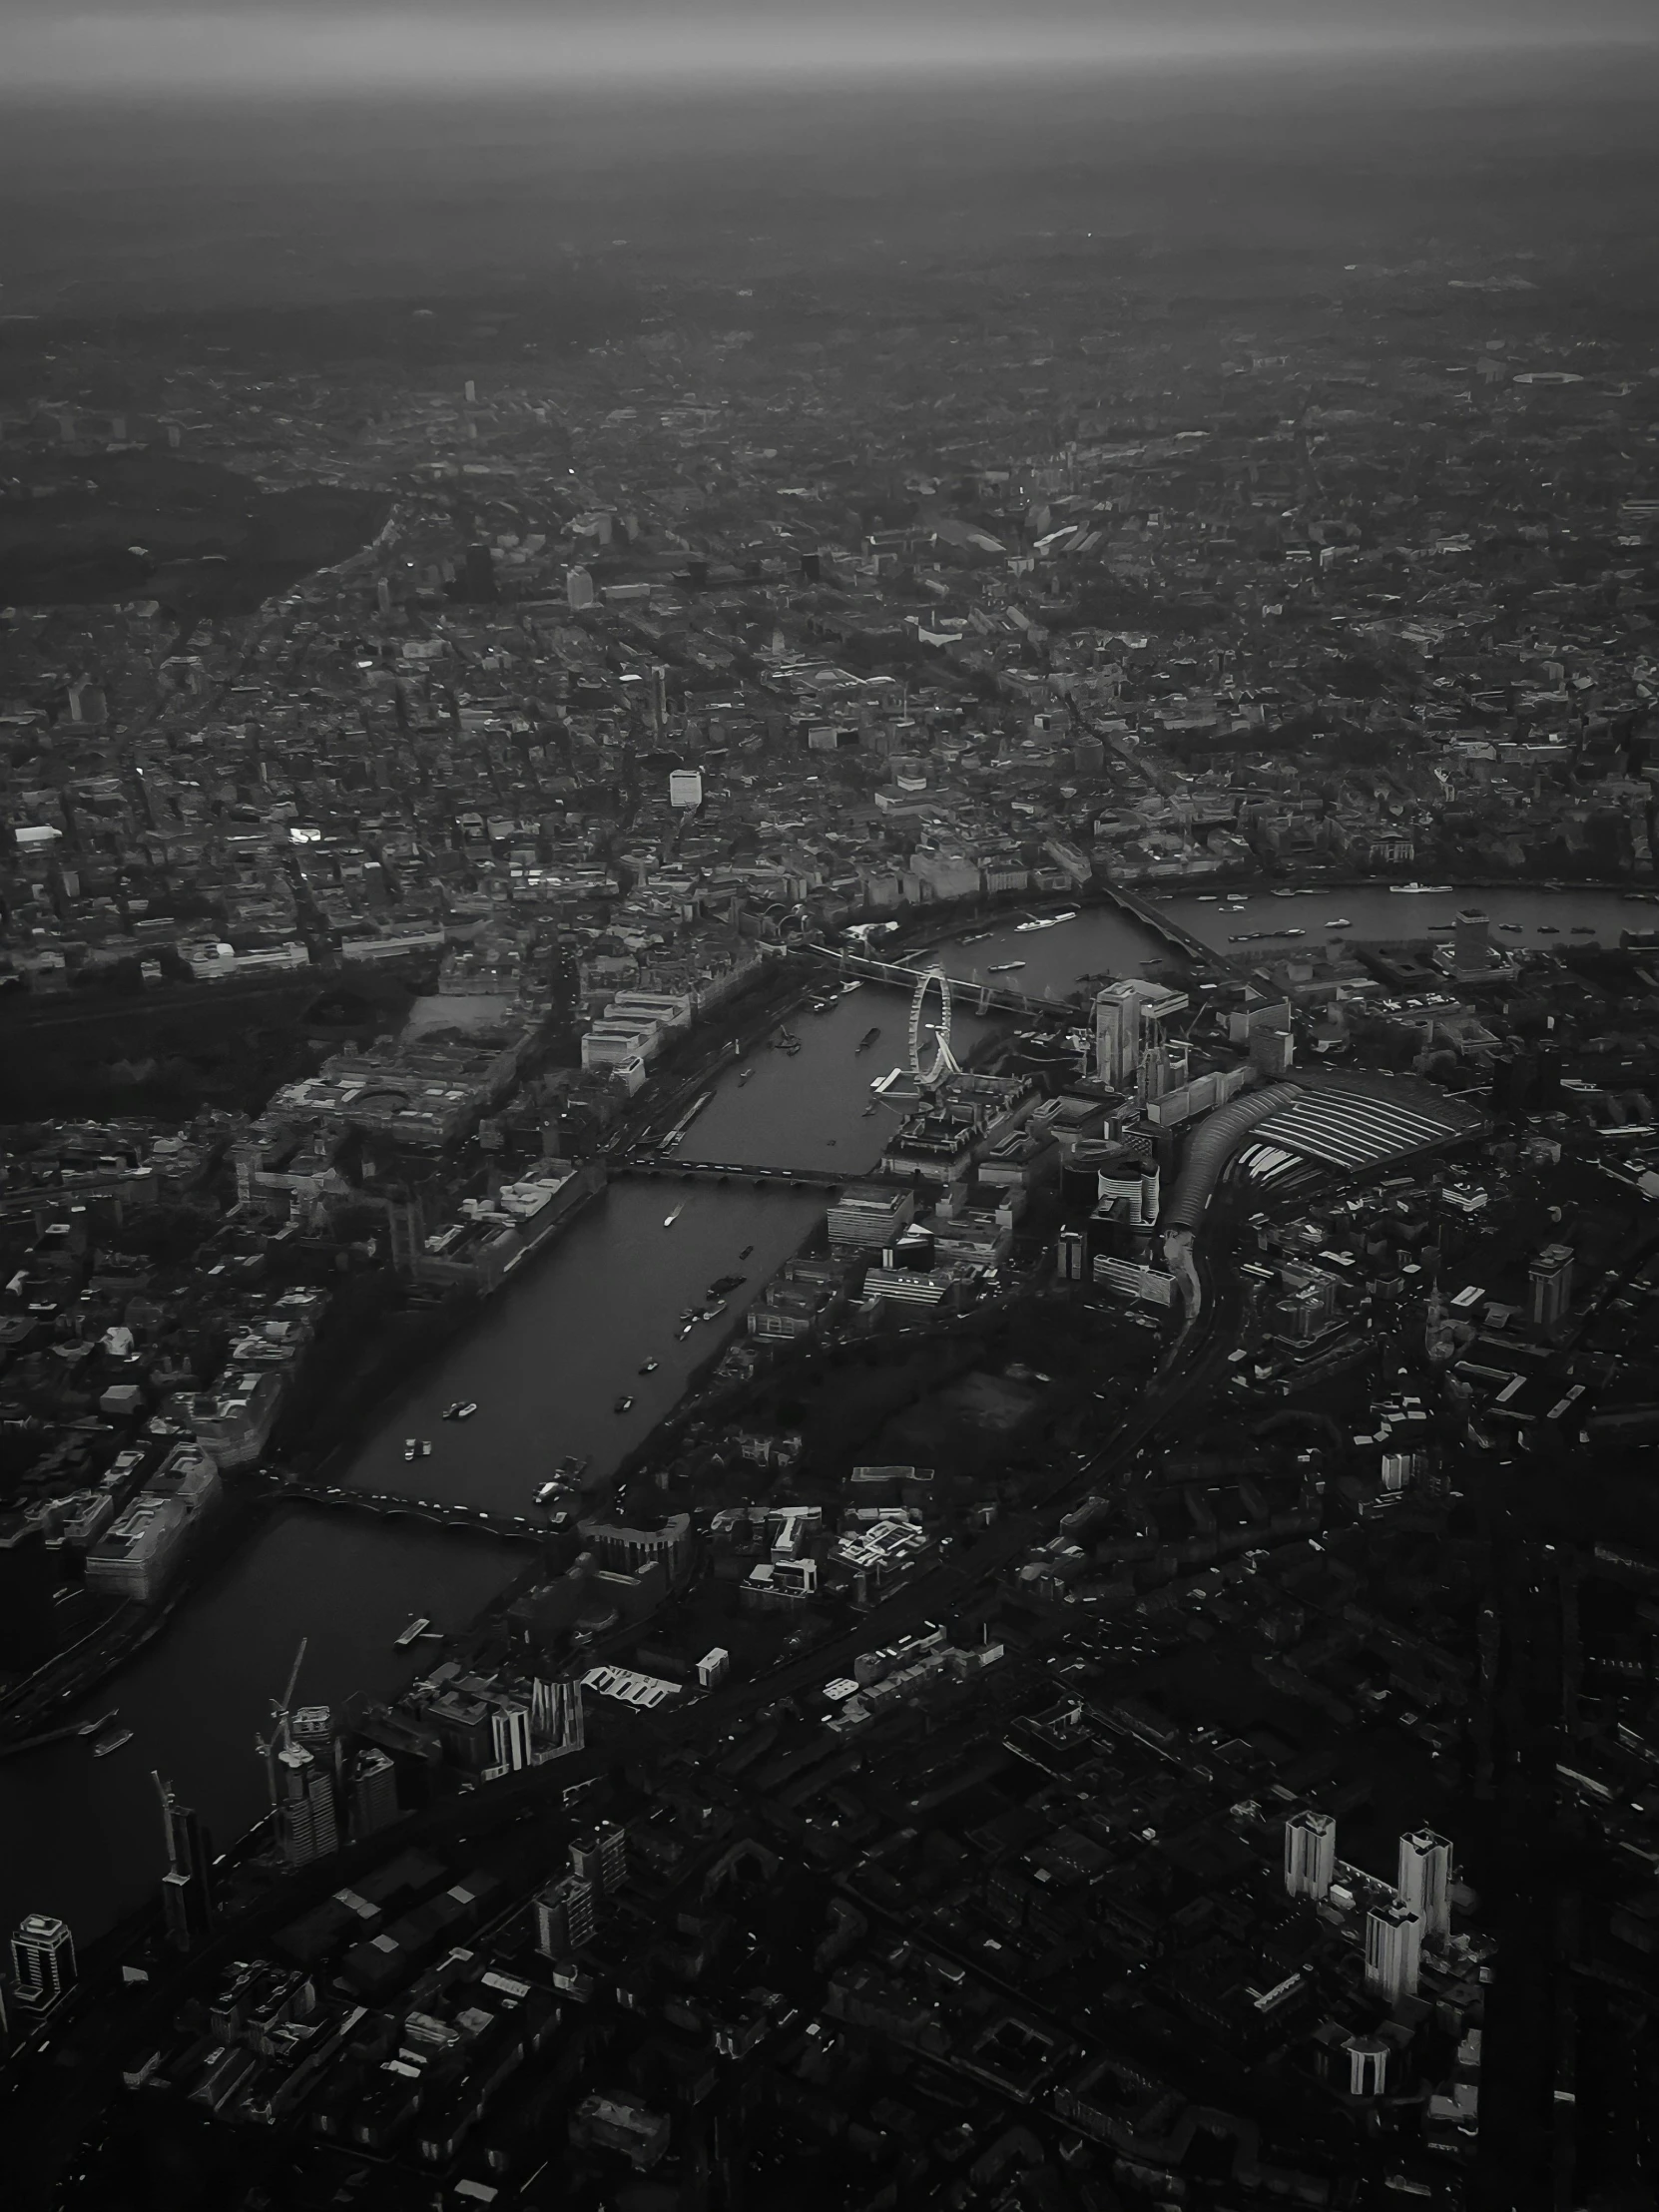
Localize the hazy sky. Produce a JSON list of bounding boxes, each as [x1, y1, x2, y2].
[[2, 0, 1655, 99]]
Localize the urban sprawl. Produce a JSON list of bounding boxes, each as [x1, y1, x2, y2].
[[3, 252, 1659, 2207]]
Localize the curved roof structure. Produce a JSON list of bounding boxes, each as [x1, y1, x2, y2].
[[1163, 1083, 1302, 1234], [1163, 1069, 1483, 1235]]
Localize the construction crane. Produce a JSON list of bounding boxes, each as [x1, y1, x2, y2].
[[255, 1636, 308, 1811]]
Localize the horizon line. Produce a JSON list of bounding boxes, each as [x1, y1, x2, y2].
[[3, 13, 1657, 102]]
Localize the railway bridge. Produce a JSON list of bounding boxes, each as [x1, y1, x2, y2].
[[795, 941, 1074, 1021]]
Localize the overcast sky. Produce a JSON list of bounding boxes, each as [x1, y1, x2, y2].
[[2, 0, 1655, 99]]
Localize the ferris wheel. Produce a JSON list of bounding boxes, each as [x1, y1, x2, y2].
[[907, 962, 959, 1087]]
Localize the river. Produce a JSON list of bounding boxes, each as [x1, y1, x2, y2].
[[0, 879, 1637, 1944], [325, 983, 998, 1513], [916, 881, 1654, 999], [0, 1513, 523, 1947]]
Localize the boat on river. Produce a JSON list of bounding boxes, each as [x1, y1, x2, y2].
[[77, 1709, 119, 1739], [93, 1729, 133, 1759], [403, 1437, 431, 1462], [663, 1204, 685, 1229], [639, 1358, 660, 1375], [1388, 882, 1455, 894], [855, 1026, 881, 1053], [986, 961, 1026, 974], [1325, 919, 1353, 930], [394, 1616, 431, 1648], [614, 1394, 634, 1414]]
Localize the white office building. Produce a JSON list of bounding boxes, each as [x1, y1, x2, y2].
[[1283, 1809, 1337, 1902], [10, 1914, 76, 2010], [1398, 1828, 1453, 1941], [1365, 1901, 1423, 2006]]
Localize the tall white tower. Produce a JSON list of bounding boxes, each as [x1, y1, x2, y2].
[[1397, 1829, 1452, 1941], [9, 1914, 77, 2009], [1365, 1901, 1422, 2005], [1284, 1809, 1336, 1901]]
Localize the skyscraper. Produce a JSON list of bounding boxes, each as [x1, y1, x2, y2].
[[535, 1872, 596, 1957], [596, 1821, 629, 1893], [1528, 1243, 1574, 1335], [275, 1745, 338, 1867], [1284, 1809, 1336, 1901], [1365, 1901, 1422, 2005], [1091, 978, 1187, 1095], [570, 1822, 629, 1895], [154, 1773, 215, 1952], [1093, 982, 1143, 1091], [347, 1747, 400, 1841], [1398, 1829, 1453, 1942], [529, 1677, 584, 1760], [10, 1915, 76, 2010], [1452, 908, 1490, 978], [489, 1701, 533, 1777]]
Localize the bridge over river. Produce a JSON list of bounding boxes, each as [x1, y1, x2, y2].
[[273, 1481, 544, 1543], [614, 1157, 866, 1192], [1093, 881, 1242, 972]]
